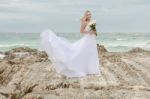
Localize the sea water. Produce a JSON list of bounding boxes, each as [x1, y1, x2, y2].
[[0, 32, 150, 52]]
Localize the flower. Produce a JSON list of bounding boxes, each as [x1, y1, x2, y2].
[[89, 20, 96, 31]]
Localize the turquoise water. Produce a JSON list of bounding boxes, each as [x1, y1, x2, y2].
[[0, 32, 150, 52]]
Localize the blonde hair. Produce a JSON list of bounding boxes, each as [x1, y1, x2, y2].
[[81, 10, 91, 21]]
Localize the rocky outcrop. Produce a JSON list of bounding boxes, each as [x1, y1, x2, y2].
[[3, 47, 48, 62], [97, 44, 108, 53], [5, 47, 38, 53], [128, 47, 149, 53], [0, 47, 150, 99]]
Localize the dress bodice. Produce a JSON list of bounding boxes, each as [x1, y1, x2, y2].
[[85, 22, 91, 32], [83, 19, 96, 36]]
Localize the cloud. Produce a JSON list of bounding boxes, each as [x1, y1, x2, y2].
[[0, 0, 149, 33]]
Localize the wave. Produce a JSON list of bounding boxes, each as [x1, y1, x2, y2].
[[107, 43, 150, 48], [134, 43, 150, 48], [146, 42, 150, 45], [130, 37, 137, 39], [0, 44, 30, 48], [115, 37, 140, 41], [116, 38, 127, 41]]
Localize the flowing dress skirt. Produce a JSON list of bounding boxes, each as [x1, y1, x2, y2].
[[40, 29, 101, 77]]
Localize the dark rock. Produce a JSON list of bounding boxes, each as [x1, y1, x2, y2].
[[0, 51, 4, 54], [97, 44, 108, 53], [11, 47, 37, 52], [128, 47, 149, 53]]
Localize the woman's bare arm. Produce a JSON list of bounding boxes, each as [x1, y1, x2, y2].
[[80, 19, 97, 36], [80, 20, 92, 34]]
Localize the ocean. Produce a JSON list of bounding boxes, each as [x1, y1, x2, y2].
[[0, 32, 150, 52]]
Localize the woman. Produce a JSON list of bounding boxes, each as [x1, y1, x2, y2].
[[80, 10, 97, 36], [40, 10, 101, 77]]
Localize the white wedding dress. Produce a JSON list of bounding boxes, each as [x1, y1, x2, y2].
[[40, 20, 101, 77]]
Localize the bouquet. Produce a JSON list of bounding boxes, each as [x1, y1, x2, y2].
[[89, 20, 97, 36], [89, 20, 96, 31]]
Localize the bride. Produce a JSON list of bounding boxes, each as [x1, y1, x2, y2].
[[40, 10, 101, 77]]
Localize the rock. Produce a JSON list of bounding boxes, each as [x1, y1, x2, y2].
[[128, 47, 149, 53], [3, 47, 48, 62], [11, 47, 38, 52], [0, 51, 4, 54], [4, 47, 37, 56], [4, 47, 37, 60], [3, 53, 16, 60], [0, 47, 150, 99], [97, 44, 108, 53], [4, 51, 10, 55]]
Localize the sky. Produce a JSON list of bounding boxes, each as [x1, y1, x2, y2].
[[0, 0, 150, 33]]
